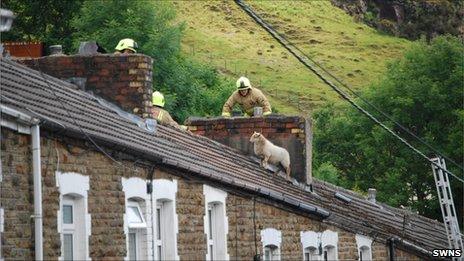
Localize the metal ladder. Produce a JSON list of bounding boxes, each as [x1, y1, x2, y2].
[[431, 157, 463, 255]]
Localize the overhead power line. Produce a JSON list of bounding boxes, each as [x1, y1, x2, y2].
[[234, 0, 464, 183], [286, 34, 464, 173]]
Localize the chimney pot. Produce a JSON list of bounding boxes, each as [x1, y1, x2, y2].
[[49, 45, 63, 56], [368, 188, 376, 203]]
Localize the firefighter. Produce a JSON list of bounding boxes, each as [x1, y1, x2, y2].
[[222, 76, 272, 117], [114, 38, 138, 54], [151, 91, 182, 129]]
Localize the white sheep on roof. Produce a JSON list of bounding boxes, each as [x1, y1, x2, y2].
[[250, 131, 291, 179]]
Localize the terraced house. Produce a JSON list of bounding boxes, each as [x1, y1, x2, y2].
[[0, 54, 449, 260]]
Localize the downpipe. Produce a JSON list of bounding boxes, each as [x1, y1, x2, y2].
[[388, 237, 396, 261], [32, 124, 43, 260]]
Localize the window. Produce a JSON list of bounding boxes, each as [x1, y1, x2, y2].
[[323, 245, 336, 261], [203, 185, 228, 261], [127, 200, 147, 260], [355, 234, 373, 261], [156, 204, 162, 260], [122, 177, 150, 261], [62, 196, 75, 260], [304, 247, 319, 261], [261, 228, 282, 261], [301, 230, 338, 261], [56, 172, 91, 261], [154, 179, 179, 260], [207, 202, 226, 260], [1, 207, 4, 260], [264, 244, 280, 261]]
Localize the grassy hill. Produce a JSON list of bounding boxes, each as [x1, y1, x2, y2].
[[173, 1, 411, 115]]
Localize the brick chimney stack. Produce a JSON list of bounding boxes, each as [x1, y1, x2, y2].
[[185, 116, 313, 185], [16, 54, 154, 118]]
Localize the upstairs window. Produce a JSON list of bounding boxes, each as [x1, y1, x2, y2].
[[264, 244, 280, 261], [261, 228, 282, 261], [122, 177, 150, 261], [62, 196, 75, 260], [301, 230, 338, 261], [154, 179, 179, 260], [56, 172, 91, 261], [203, 185, 228, 260], [356, 234, 373, 261], [304, 246, 319, 261], [323, 245, 336, 261], [127, 199, 147, 261], [206, 202, 227, 260]]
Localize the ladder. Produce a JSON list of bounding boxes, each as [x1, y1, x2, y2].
[[431, 157, 463, 256]]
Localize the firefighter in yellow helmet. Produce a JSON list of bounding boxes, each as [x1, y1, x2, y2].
[[114, 38, 138, 54], [222, 76, 272, 117], [151, 91, 182, 129]]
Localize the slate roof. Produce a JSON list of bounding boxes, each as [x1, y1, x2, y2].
[[0, 58, 449, 257]]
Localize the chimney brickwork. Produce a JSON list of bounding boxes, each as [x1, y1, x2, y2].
[[185, 116, 312, 184], [16, 54, 154, 118]]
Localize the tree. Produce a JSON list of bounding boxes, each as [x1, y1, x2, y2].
[[72, 0, 234, 123], [1, 0, 83, 53], [314, 36, 463, 224]]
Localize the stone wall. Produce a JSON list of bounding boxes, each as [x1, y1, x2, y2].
[[1, 128, 424, 260], [0, 130, 34, 259], [16, 54, 153, 118], [185, 116, 312, 184]]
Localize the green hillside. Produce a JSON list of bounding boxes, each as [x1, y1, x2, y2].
[[173, 1, 411, 115]]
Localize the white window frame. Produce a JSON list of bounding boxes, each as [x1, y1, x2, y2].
[[155, 203, 162, 260], [128, 230, 138, 260], [122, 177, 150, 261], [127, 199, 147, 260], [203, 185, 228, 261], [301, 231, 320, 261], [321, 230, 338, 261], [62, 196, 75, 260], [56, 172, 91, 261], [264, 244, 280, 261], [261, 228, 282, 261], [0, 207, 4, 261], [127, 200, 147, 229], [303, 246, 319, 261], [301, 230, 338, 261], [153, 179, 179, 261], [356, 234, 373, 261]]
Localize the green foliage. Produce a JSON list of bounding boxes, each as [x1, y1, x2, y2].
[[314, 162, 344, 186], [72, 0, 234, 123], [1, 0, 83, 53], [398, 0, 463, 41], [314, 36, 463, 223], [159, 58, 234, 122]]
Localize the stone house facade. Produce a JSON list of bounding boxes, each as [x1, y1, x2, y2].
[[0, 55, 449, 260]]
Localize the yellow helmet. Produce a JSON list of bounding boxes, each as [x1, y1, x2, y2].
[[236, 76, 251, 90], [115, 38, 138, 53], [152, 91, 165, 107]]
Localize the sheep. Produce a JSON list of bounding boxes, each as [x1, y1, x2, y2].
[[249, 131, 291, 179]]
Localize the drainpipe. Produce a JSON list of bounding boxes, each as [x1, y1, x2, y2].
[[388, 237, 396, 261], [32, 124, 43, 260], [1, 105, 43, 259]]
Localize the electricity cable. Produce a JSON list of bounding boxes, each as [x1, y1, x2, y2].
[[22, 47, 123, 167], [234, 0, 464, 183], [279, 33, 464, 173]]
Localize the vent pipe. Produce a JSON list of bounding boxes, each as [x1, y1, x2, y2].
[[49, 45, 63, 55], [368, 188, 377, 203]]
